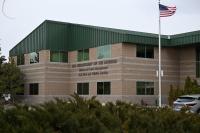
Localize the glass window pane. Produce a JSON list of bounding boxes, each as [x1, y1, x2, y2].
[[145, 82, 154, 95], [146, 46, 154, 58], [136, 87, 140, 95], [97, 82, 104, 95], [51, 52, 60, 62], [196, 47, 200, 77], [78, 49, 89, 62], [34, 84, 39, 94], [83, 88, 89, 95], [51, 51, 68, 62], [137, 45, 154, 59], [196, 62, 199, 77], [97, 82, 111, 95], [60, 52, 68, 62], [97, 45, 111, 59], [82, 88, 89, 95], [105, 45, 111, 58], [83, 49, 89, 61], [137, 87, 145, 95], [78, 50, 83, 62], [29, 83, 38, 95], [30, 52, 39, 64], [104, 82, 111, 94], [77, 83, 82, 94], [83, 83, 89, 95], [17, 54, 24, 65], [137, 81, 154, 95], [137, 45, 145, 58], [137, 82, 145, 87], [146, 88, 154, 95], [77, 83, 89, 95], [97, 46, 104, 59]]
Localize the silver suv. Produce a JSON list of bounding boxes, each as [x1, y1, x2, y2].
[[173, 94, 200, 114]]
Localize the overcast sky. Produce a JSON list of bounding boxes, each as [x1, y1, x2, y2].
[[0, 0, 200, 58]]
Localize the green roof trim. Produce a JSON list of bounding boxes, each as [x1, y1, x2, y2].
[[9, 20, 200, 56], [170, 30, 200, 46]]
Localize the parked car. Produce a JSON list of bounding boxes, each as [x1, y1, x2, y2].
[[173, 94, 200, 114]]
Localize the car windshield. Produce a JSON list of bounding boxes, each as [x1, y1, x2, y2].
[[177, 97, 196, 102]]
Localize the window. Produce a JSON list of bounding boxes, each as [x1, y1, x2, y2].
[[50, 51, 68, 62], [77, 83, 89, 95], [136, 45, 154, 58], [17, 54, 24, 65], [30, 52, 39, 64], [137, 81, 154, 95], [29, 83, 39, 95], [97, 45, 111, 59], [196, 47, 200, 77], [77, 49, 89, 62], [97, 82, 111, 95]]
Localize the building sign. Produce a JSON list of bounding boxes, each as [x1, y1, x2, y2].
[[72, 59, 117, 76]]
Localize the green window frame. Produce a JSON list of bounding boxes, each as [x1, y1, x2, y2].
[[30, 52, 39, 64], [97, 45, 111, 59], [50, 51, 68, 62], [29, 83, 39, 95], [77, 83, 89, 95], [97, 82, 111, 95], [77, 49, 89, 62], [136, 45, 154, 58], [196, 47, 200, 78], [137, 81, 154, 95], [17, 54, 24, 65]]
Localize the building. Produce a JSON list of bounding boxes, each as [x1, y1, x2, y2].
[[9, 20, 200, 105]]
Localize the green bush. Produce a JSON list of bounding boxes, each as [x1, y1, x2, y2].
[[0, 94, 200, 133]]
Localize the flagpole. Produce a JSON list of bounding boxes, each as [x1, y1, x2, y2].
[[158, 0, 162, 107]]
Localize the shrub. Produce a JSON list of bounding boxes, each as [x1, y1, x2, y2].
[[0, 95, 200, 132]]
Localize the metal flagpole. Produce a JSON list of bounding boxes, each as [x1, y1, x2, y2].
[[158, 0, 162, 107]]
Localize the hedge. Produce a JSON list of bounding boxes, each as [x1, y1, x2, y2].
[[0, 94, 200, 133]]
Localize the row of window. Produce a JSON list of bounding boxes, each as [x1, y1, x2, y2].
[[77, 81, 154, 95], [77, 82, 111, 95], [17, 51, 68, 65], [16, 45, 154, 65], [17, 83, 39, 95], [27, 81, 154, 95]]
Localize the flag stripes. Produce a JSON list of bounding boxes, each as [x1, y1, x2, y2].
[[159, 4, 176, 17]]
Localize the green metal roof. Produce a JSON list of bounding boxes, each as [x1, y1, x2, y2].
[[9, 20, 200, 56], [170, 30, 200, 46]]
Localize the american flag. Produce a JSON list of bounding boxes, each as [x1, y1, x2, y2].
[[159, 4, 176, 17]]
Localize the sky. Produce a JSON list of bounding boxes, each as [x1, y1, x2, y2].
[[0, 0, 200, 58]]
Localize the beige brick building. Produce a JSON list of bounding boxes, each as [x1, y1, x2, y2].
[[10, 20, 200, 105]]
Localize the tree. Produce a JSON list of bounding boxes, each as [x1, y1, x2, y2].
[[168, 76, 200, 105], [184, 76, 200, 94], [0, 57, 24, 103]]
